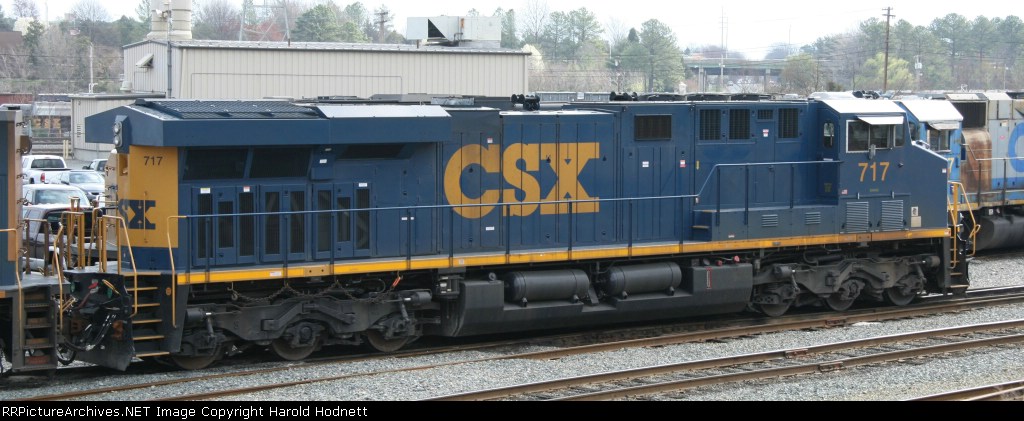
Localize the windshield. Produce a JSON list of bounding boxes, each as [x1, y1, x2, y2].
[[30, 188, 91, 205], [30, 158, 64, 169], [70, 172, 103, 183]]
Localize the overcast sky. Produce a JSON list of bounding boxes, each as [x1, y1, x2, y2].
[[9, 0, 1016, 59]]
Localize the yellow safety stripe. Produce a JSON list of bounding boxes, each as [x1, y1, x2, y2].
[[174, 228, 950, 285]]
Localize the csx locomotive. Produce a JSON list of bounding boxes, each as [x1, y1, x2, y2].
[[896, 92, 1024, 251], [0, 93, 967, 373]]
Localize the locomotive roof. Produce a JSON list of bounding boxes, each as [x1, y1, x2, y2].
[[896, 100, 963, 123], [821, 99, 905, 115]]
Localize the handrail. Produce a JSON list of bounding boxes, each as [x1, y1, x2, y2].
[[947, 181, 980, 272], [173, 160, 854, 275], [100, 215, 140, 317], [166, 215, 187, 328]]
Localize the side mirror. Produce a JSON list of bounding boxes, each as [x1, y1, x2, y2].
[[82, 165, 90, 169]]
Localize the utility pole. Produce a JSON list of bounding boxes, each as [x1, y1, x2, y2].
[[883, 7, 894, 92], [720, 9, 727, 92], [375, 8, 391, 44]]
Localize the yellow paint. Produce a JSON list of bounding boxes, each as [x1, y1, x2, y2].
[[174, 228, 951, 285], [858, 161, 891, 182], [119, 146, 179, 247], [502, 143, 540, 216], [443, 144, 500, 219], [444, 142, 600, 219], [5, 121, 17, 262]]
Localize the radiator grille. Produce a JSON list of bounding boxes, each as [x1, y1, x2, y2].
[[881, 200, 904, 231], [846, 202, 869, 233]]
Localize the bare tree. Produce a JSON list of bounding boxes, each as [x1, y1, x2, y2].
[[70, 0, 110, 22], [605, 17, 628, 47], [0, 46, 32, 91], [520, 0, 548, 45], [194, 0, 241, 40], [13, 0, 40, 19]]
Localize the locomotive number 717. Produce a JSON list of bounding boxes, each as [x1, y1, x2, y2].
[[857, 161, 891, 182]]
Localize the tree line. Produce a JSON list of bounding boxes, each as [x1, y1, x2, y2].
[[0, 0, 1020, 95]]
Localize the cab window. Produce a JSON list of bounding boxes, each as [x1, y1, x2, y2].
[[928, 128, 951, 151]]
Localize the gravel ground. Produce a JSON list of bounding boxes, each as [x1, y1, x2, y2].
[[2, 252, 1022, 402]]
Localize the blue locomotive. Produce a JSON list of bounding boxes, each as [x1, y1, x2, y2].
[[0, 93, 964, 373], [898, 91, 1024, 252]]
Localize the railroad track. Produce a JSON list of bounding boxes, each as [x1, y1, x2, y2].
[[908, 380, 1024, 401], [429, 320, 1024, 401], [8, 286, 1024, 401]]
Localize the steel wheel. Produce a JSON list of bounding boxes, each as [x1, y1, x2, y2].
[[170, 351, 221, 370], [270, 338, 317, 361], [824, 293, 856, 311], [366, 330, 411, 353], [756, 301, 792, 317], [884, 286, 918, 306]]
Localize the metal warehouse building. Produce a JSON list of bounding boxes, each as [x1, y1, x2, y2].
[[71, 0, 530, 160], [120, 40, 530, 100]]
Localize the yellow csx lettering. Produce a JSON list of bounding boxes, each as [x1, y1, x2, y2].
[[444, 142, 600, 219]]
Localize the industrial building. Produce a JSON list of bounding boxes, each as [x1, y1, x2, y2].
[[72, 0, 530, 160]]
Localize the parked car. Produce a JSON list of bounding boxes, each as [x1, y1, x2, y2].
[[83, 158, 107, 173], [50, 170, 104, 206], [21, 154, 69, 184], [22, 183, 93, 207]]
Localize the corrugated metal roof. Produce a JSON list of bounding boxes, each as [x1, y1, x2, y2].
[[129, 39, 529, 55]]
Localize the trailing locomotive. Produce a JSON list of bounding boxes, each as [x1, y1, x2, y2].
[[0, 93, 966, 374], [897, 91, 1024, 251]]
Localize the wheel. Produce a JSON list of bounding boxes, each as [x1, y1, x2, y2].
[[884, 286, 918, 306], [366, 330, 411, 353], [824, 279, 862, 312], [170, 349, 222, 370], [756, 301, 792, 317], [57, 344, 77, 366], [270, 338, 317, 361], [824, 293, 856, 311]]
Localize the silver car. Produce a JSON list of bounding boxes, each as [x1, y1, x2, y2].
[[22, 183, 93, 207], [51, 170, 104, 206]]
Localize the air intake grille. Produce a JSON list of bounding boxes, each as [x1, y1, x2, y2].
[[846, 202, 869, 233], [880, 200, 904, 231], [805, 212, 822, 225], [762, 214, 779, 227]]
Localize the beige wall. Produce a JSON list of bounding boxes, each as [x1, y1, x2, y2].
[[124, 42, 529, 100]]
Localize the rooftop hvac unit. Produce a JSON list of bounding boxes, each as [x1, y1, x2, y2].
[[406, 16, 500, 48]]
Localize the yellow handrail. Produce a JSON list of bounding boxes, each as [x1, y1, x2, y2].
[[948, 181, 980, 270], [166, 216, 186, 328], [99, 215, 141, 317]]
